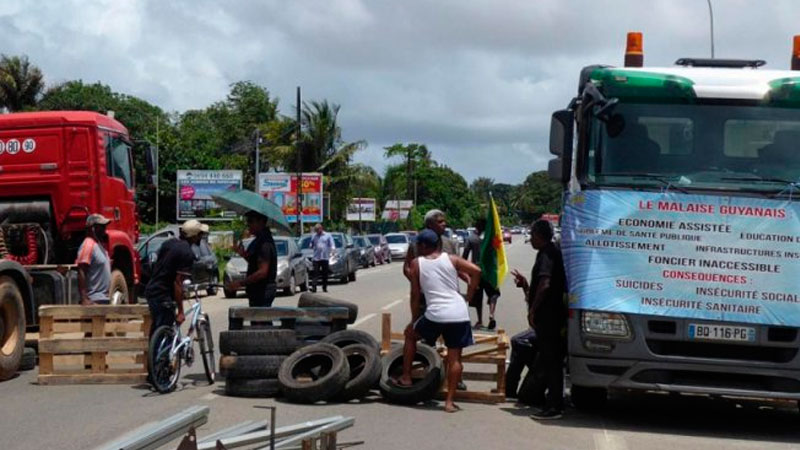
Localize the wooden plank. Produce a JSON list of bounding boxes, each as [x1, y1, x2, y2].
[[39, 337, 148, 354], [437, 390, 505, 404], [39, 305, 149, 318], [461, 354, 506, 364], [461, 372, 498, 382], [91, 316, 106, 373], [496, 361, 506, 393], [381, 313, 391, 353], [37, 373, 147, 385], [462, 345, 502, 359], [39, 316, 53, 339], [51, 322, 141, 334], [229, 306, 349, 321], [390, 332, 404, 341], [39, 353, 53, 375]]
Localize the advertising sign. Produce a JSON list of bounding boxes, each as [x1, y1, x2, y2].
[[258, 173, 323, 223], [176, 170, 242, 220], [382, 200, 413, 221], [347, 198, 376, 222], [562, 190, 800, 327]]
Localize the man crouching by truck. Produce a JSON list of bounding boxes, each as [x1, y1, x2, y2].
[[144, 220, 202, 338], [76, 214, 112, 305]]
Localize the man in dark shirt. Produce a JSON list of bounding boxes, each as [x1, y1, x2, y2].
[[227, 211, 277, 307], [511, 219, 567, 420], [145, 220, 202, 338]]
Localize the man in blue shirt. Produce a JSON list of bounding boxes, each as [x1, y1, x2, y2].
[[310, 224, 334, 292]]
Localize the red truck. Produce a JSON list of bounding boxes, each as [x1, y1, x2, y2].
[[0, 111, 152, 380]]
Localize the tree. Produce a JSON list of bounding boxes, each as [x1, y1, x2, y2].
[[470, 177, 494, 205], [384, 143, 431, 203], [0, 55, 44, 112], [513, 170, 563, 223]]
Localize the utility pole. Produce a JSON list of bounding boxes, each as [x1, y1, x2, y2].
[[706, 0, 715, 58], [254, 129, 261, 191], [296, 86, 303, 236], [155, 117, 160, 225]]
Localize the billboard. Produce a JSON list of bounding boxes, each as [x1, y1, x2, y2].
[[176, 170, 242, 220], [347, 198, 376, 222], [562, 190, 800, 327], [382, 200, 413, 221], [258, 173, 323, 223]]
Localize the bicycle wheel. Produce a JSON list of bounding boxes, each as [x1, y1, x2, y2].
[[148, 325, 181, 393], [198, 314, 216, 384]]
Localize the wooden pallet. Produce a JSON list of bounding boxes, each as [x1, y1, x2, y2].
[[380, 312, 509, 404], [37, 305, 151, 385]]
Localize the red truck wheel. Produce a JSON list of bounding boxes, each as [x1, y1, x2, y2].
[[0, 275, 24, 381]]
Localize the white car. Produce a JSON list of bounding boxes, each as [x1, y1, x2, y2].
[[384, 233, 410, 258]]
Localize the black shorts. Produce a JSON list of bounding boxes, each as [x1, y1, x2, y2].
[[470, 280, 500, 306], [413, 316, 474, 349]]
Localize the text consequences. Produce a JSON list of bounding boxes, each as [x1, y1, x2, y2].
[[561, 191, 800, 326]]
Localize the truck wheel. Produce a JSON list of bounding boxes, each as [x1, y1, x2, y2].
[[0, 276, 25, 381], [570, 384, 608, 410], [108, 269, 129, 305], [19, 347, 36, 371]]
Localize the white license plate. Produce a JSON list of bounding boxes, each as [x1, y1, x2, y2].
[[688, 323, 755, 342]]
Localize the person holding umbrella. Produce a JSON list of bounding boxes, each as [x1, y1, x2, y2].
[[213, 189, 291, 308], [227, 211, 278, 307]]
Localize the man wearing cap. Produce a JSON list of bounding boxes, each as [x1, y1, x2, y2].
[[145, 220, 202, 338], [227, 211, 278, 307], [76, 214, 112, 305]]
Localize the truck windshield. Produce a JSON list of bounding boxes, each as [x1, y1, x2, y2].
[[586, 102, 800, 195]]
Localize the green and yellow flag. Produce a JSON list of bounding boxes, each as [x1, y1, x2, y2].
[[479, 195, 508, 289]]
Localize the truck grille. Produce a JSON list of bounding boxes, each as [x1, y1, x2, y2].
[[646, 339, 798, 363], [631, 369, 800, 393]]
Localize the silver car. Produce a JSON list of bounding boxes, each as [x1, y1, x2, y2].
[[298, 232, 359, 283], [385, 232, 410, 259], [223, 236, 309, 298]]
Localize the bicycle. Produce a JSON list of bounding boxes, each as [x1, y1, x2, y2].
[[148, 281, 218, 393]]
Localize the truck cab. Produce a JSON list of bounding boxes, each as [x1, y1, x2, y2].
[[549, 33, 800, 408]]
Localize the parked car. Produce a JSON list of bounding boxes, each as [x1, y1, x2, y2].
[[401, 230, 418, 243], [385, 232, 411, 259], [298, 232, 359, 283], [137, 226, 219, 297], [353, 235, 376, 268], [367, 234, 391, 264], [223, 235, 309, 298], [503, 228, 512, 244], [455, 229, 469, 245]]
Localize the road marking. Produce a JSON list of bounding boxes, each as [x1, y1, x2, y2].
[[593, 431, 628, 450], [381, 299, 404, 310], [201, 393, 218, 401], [353, 313, 377, 327]]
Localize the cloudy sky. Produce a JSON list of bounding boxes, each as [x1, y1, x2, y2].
[[1, 0, 798, 183]]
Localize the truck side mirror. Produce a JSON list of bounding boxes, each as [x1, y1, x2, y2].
[[548, 159, 564, 182], [549, 109, 574, 156]]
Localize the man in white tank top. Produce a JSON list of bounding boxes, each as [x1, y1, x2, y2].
[[397, 229, 482, 413]]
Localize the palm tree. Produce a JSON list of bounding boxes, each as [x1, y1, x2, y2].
[[0, 55, 44, 112]]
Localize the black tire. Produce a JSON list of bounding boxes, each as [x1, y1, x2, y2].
[[335, 344, 382, 402], [219, 329, 298, 356], [299, 273, 309, 292], [340, 263, 349, 284], [225, 378, 281, 398], [220, 355, 287, 379], [19, 347, 36, 371], [321, 329, 380, 351], [278, 343, 349, 403], [348, 268, 357, 282], [108, 269, 129, 305], [283, 274, 296, 296], [298, 293, 358, 324], [198, 315, 215, 384], [379, 343, 443, 405], [207, 275, 218, 297], [148, 325, 181, 393], [570, 384, 608, 410], [0, 276, 25, 381]]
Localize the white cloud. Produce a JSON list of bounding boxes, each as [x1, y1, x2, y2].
[[1, 0, 799, 183]]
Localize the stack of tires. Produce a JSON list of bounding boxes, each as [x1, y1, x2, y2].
[[378, 343, 444, 405], [278, 330, 382, 403], [295, 293, 359, 343], [219, 329, 299, 397]]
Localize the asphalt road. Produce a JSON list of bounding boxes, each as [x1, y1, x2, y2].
[[2, 238, 800, 449]]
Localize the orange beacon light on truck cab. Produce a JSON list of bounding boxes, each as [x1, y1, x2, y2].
[[624, 31, 644, 68]]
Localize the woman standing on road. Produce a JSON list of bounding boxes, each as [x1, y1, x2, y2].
[[397, 229, 481, 413]]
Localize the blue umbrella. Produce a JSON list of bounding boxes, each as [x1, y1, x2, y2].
[[212, 189, 291, 234]]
